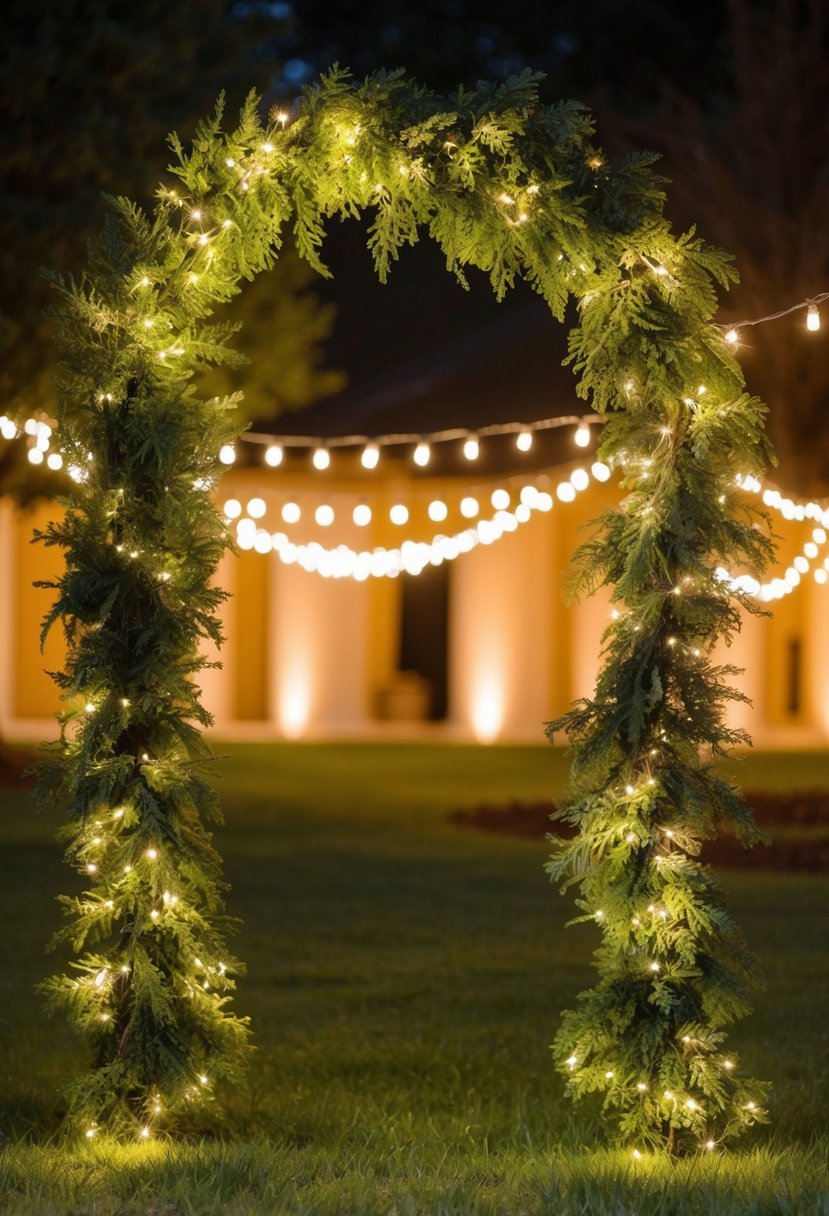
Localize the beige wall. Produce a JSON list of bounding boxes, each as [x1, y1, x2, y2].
[[2, 470, 828, 747]]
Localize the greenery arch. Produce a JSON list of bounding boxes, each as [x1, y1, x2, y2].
[[39, 67, 771, 1150]]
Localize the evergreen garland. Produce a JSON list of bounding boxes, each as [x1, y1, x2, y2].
[[36, 67, 771, 1146]]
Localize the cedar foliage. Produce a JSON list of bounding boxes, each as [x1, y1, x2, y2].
[[39, 67, 770, 1145]]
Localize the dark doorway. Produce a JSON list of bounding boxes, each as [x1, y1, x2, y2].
[[398, 564, 449, 720]]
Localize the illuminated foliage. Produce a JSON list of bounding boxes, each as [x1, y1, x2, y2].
[[37, 66, 770, 1145]]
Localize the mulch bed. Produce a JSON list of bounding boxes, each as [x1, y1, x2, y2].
[[450, 791, 829, 873]]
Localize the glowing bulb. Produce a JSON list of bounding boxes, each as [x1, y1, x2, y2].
[[556, 481, 576, 503], [247, 497, 266, 519], [574, 425, 591, 448], [361, 443, 380, 469], [591, 461, 611, 482], [218, 444, 236, 465], [389, 504, 409, 526], [491, 488, 510, 510], [460, 496, 479, 519], [705, 1140, 716, 1151], [462, 435, 479, 461], [140, 1127, 151, 1139], [723, 1059, 734, 1071], [428, 499, 448, 522], [27, 447, 44, 465], [807, 304, 821, 332], [605, 1070, 614, 1079], [47, 452, 63, 470], [516, 428, 533, 452], [315, 504, 334, 527], [353, 503, 371, 526], [632, 1149, 642, 1160], [282, 502, 300, 524], [566, 1055, 578, 1068], [86, 863, 97, 875], [413, 441, 430, 467], [264, 444, 283, 467], [637, 1082, 647, 1091], [312, 446, 330, 470], [146, 848, 158, 861], [649, 962, 660, 973], [725, 328, 739, 344], [223, 499, 242, 519], [685, 1099, 697, 1110]]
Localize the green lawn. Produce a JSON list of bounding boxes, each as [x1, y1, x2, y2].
[[1, 743, 828, 1215]]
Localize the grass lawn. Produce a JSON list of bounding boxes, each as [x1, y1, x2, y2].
[[0, 742, 827, 1215]]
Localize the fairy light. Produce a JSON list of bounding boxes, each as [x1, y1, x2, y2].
[[389, 504, 409, 525], [462, 435, 480, 461], [460, 496, 479, 518], [218, 444, 236, 465], [807, 303, 821, 331], [247, 497, 266, 519], [574, 424, 591, 448], [490, 488, 510, 510], [413, 441, 431, 467], [361, 443, 380, 470], [223, 499, 242, 519], [282, 502, 301, 524], [516, 428, 533, 452], [428, 499, 448, 522], [352, 503, 371, 526], [314, 504, 334, 527], [264, 444, 283, 467], [312, 445, 330, 471]]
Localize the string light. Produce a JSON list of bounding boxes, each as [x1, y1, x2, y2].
[[719, 289, 829, 343], [413, 441, 431, 467], [516, 428, 533, 452], [462, 434, 480, 461], [574, 424, 591, 448], [312, 445, 330, 471], [361, 443, 380, 470], [264, 444, 283, 467]]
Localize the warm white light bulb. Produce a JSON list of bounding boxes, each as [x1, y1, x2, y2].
[[725, 328, 739, 344], [247, 497, 266, 519], [27, 447, 44, 465], [315, 504, 334, 527], [516, 428, 533, 452], [491, 488, 510, 510], [413, 441, 431, 467], [223, 498, 242, 519], [460, 496, 479, 518], [389, 504, 409, 525], [353, 503, 371, 526], [807, 303, 821, 332], [281, 502, 300, 524], [264, 444, 283, 467], [312, 446, 330, 470], [428, 499, 448, 522], [462, 435, 479, 461], [571, 468, 590, 492], [574, 424, 591, 448], [361, 443, 380, 470], [47, 452, 63, 470], [218, 444, 236, 465]]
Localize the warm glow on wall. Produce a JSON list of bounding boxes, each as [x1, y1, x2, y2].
[[278, 660, 312, 739], [471, 673, 505, 744]]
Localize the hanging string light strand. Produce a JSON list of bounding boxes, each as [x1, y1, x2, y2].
[[722, 291, 828, 344]]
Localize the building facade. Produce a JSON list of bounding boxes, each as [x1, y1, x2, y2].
[[2, 457, 828, 748]]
